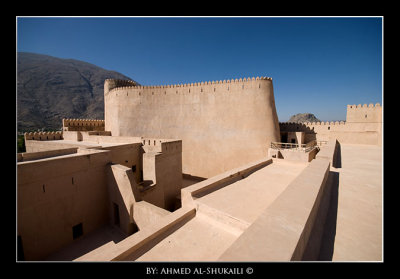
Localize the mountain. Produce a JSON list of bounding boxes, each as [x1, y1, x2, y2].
[[287, 113, 321, 123], [17, 52, 136, 132]]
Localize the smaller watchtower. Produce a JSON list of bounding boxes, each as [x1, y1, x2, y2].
[[346, 103, 382, 123]]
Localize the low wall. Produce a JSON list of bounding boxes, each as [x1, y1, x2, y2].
[[218, 157, 331, 261], [25, 140, 78, 153], [316, 138, 338, 167], [74, 206, 196, 261], [140, 140, 183, 211], [106, 164, 141, 235], [24, 131, 63, 141], [133, 201, 171, 230], [181, 158, 273, 207], [17, 147, 78, 162], [279, 121, 381, 146], [62, 119, 105, 132], [273, 147, 318, 162], [83, 134, 141, 144]]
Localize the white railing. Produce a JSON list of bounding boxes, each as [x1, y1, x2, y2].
[[317, 140, 328, 146], [270, 140, 317, 152]]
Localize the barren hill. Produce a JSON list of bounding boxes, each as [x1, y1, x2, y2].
[[17, 52, 136, 132], [287, 113, 321, 123]]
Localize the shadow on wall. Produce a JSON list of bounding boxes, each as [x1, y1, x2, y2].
[[317, 171, 340, 260], [301, 170, 340, 261], [332, 142, 341, 169], [302, 141, 341, 261]]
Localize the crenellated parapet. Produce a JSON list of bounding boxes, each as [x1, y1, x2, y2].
[[279, 121, 347, 134], [104, 79, 138, 95], [62, 118, 105, 131], [141, 137, 182, 154], [106, 76, 273, 94], [347, 103, 381, 109], [24, 131, 63, 141], [105, 75, 281, 177], [281, 121, 346, 126], [346, 103, 382, 123]]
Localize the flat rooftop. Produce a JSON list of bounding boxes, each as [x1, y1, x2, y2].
[[329, 144, 383, 261], [50, 139, 141, 148], [38, 143, 383, 262], [136, 160, 307, 261]]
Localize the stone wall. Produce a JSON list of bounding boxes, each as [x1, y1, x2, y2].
[[62, 118, 105, 131], [17, 149, 111, 260], [279, 103, 382, 146], [104, 77, 280, 178]]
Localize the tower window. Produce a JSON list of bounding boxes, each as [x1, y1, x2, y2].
[[72, 223, 83, 239], [365, 114, 367, 118]]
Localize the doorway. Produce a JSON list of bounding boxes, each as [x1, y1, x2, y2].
[[113, 202, 120, 226]]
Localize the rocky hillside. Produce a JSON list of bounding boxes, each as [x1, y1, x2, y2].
[[287, 113, 321, 123], [17, 52, 136, 132]]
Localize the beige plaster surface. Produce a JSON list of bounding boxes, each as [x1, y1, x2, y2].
[[105, 78, 281, 178], [331, 144, 382, 261], [135, 159, 308, 261], [135, 214, 238, 261], [45, 225, 126, 261], [195, 159, 307, 225]]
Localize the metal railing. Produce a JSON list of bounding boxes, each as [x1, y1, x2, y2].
[[316, 140, 328, 146], [270, 140, 317, 152]]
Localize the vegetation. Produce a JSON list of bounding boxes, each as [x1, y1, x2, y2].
[[17, 135, 26, 153]]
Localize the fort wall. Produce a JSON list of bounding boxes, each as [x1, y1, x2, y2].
[[24, 131, 63, 141], [17, 149, 111, 260], [140, 139, 183, 211], [25, 140, 80, 153], [279, 103, 382, 145], [62, 119, 105, 132], [346, 103, 382, 123], [219, 149, 333, 261], [17, 147, 78, 162], [104, 77, 280, 178]]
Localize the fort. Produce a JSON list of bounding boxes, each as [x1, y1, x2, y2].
[[104, 77, 280, 178], [17, 77, 383, 262]]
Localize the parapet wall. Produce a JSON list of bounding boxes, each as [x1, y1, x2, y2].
[[24, 131, 63, 141], [105, 76, 273, 94], [219, 155, 331, 261], [17, 147, 78, 162], [105, 76, 280, 178], [104, 79, 138, 95], [63, 118, 105, 131], [141, 138, 182, 155], [346, 103, 382, 123], [279, 103, 382, 145]]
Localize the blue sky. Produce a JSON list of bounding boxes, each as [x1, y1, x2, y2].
[[17, 16, 383, 121]]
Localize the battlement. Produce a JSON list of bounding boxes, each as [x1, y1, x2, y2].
[[346, 103, 382, 123], [347, 103, 381, 109], [106, 76, 273, 94], [280, 103, 382, 130], [24, 131, 63, 141], [279, 121, 347, 134], [281, 121, 346, 126], [62, 118, 105, 131], [104, 79, 138, 95], [141, 137, 182, 154]]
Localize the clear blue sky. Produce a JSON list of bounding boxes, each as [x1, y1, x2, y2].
[[17, 16, 383, 121]]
